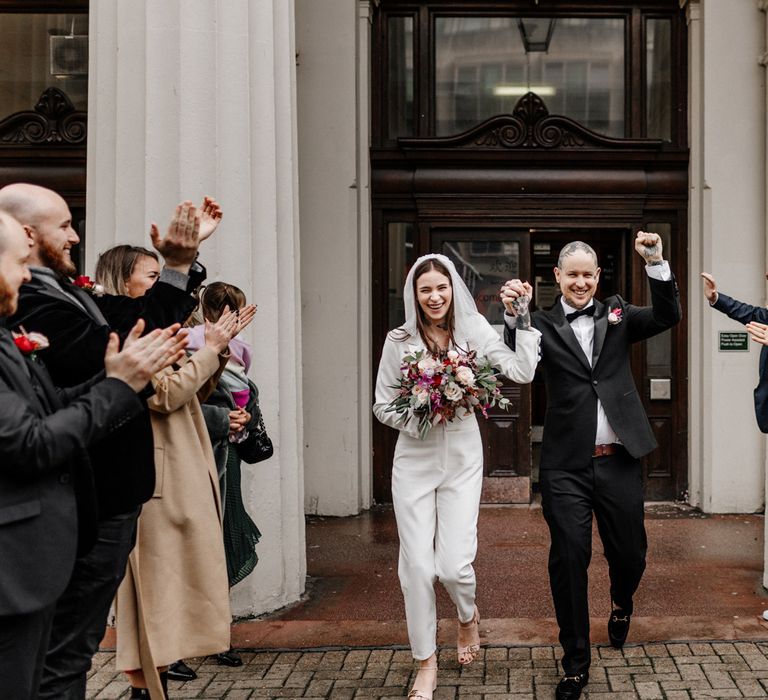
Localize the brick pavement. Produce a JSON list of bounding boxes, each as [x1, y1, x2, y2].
[[86, 641, 768, 699]]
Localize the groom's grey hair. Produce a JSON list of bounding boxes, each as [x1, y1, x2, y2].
[[557, 241, 598, 269]]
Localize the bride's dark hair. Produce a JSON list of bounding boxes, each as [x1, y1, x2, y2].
[[390, 257, 458, 354]]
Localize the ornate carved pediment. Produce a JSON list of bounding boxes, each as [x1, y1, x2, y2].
[[399, 92, 664, 151], [0, 88, 86, 146]]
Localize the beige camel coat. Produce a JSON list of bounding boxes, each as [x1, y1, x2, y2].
[[115, 346, 231, 695]]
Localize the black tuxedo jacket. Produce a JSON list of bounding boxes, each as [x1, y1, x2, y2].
[[8, 266, 203, 517], [712, 293, 768, 433], [0, 327, 142, 616], [506, 276, 681, 470]]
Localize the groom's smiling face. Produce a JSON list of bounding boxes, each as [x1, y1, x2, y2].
[[554, 250, 601, 310]]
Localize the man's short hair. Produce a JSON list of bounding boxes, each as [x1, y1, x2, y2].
[[557, 241, 598, 268]]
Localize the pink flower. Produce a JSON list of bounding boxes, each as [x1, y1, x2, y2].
[[607, 307, 623, 325]]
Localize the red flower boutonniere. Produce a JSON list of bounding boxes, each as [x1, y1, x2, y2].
[[12, 327, 50, 360], [73, 275, 105, 296], [607, 307, 623, 325]]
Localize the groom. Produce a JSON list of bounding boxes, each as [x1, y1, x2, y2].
[[502, 233, 681, 700]]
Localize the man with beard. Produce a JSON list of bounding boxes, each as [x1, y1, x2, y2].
[[501, 234, 681, 700], [0, 209, 187, 699], [0, 182, 221, 699]]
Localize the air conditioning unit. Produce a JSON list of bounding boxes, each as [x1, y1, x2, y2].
[[50, 35, 88, 77]]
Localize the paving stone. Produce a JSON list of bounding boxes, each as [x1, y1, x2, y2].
[[81, 641, 768, 699]]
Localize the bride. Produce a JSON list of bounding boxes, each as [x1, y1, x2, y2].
[[373, 253, 540, 699]]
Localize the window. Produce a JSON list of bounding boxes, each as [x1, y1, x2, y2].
[[435, 17, 625, 137], [377, 3, 684, 145], [0, 12, 88, 118]]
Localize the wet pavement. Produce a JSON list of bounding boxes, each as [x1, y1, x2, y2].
[[88, 505, 768, 698]]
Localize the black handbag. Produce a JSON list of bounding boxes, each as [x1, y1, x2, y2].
[[235, 414, 273, 464]]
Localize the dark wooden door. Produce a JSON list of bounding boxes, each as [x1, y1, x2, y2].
[[431, 227, 533, 503]]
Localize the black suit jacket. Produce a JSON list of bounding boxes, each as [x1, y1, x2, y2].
[[506, 276, 682, 470], [8, 266, 203, 517], [712, 293, 768, 433], [0, 327, 142, 616]]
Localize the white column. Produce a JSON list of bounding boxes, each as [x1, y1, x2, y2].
[[759, 0, 768, 589], [688, 0, 766, 513], [295, 0, 372, 515], [87, 0, 306, 615]]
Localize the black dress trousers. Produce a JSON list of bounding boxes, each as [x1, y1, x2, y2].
[[539, 447, 647, 675]]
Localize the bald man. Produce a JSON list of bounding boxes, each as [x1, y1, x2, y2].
[[0, 210, 186, 699], [0, 183, 218, 699]]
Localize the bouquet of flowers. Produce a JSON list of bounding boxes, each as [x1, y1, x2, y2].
[[386, 349, 510, 439]]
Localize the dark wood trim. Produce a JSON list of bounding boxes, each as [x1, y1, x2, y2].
[[0, 88, 86, 147], [400, 92, 666, 152], [0, 1, 87, 10], [630, 7, 643, 137], [379, 1, 681, 9]]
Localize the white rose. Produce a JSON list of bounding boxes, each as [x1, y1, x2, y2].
[[455, 366, 476, 387], [444, 382, 463, 402], [412, 386, 430, 406], [417, 356, 440, 373], [446, 350, 460, 362]]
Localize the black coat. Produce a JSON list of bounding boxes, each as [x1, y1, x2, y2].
[[0, 328, 142, 616], [8, 267, 203, 517], [506, 276, 681, 470], [712, 293, 768, 433]]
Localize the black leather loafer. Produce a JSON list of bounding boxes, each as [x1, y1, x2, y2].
[[555, 672, 589, 700], [167, 659, 197, 681], [216, 649, 243, 667], [608, 608, 631, 649]]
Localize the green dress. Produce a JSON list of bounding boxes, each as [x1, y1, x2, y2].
[[201, 376, 265, 587]]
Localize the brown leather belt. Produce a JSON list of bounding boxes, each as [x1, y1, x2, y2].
[[593, 443, 619, 458]]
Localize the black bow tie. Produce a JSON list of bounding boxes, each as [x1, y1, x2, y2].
[[565, 305, 595, 323]]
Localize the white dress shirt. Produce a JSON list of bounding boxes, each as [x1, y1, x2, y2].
[[507, 261, 672, 446]]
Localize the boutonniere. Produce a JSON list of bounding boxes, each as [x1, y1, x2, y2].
[[607, 307, 623, 325], [73, 275, 105, 296], [12, 327, 50, 360]]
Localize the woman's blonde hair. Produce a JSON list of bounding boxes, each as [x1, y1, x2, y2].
[[94, 244, 158, 296]]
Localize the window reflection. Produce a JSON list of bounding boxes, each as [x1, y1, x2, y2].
[[0, 14, 88, 118], [435, 16, 625, 137], [441, 239, 519, 326], [645, 223, 673, 378], [388, 223, 416, 329], [388, 16, 415, 139], [646, 18, 672, 141]]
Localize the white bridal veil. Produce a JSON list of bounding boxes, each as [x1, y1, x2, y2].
[[400, 253, 485, 342]]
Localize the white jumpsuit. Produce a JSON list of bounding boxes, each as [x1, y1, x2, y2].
[[373, 317, 540, 660]]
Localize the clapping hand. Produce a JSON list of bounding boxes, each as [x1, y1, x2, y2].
[[635, 231, 663, 263], [701, 273, 718, 304], [204, 307, 240, 354], [104, 320, 189, 392], [150, 200, 201, 272], [235, 303, 257, 334], [747, 322, 768, 346], [198, 196, 223, 243]]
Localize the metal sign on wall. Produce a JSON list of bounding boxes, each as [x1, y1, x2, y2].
[[719, 331, 749, 352]]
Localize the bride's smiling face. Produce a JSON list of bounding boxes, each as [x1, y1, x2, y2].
[[416, 268, 453, 325]]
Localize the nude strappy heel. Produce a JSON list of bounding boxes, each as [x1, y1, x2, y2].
[[407, 664, 438, 700], [457, 605, 481, 665]]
